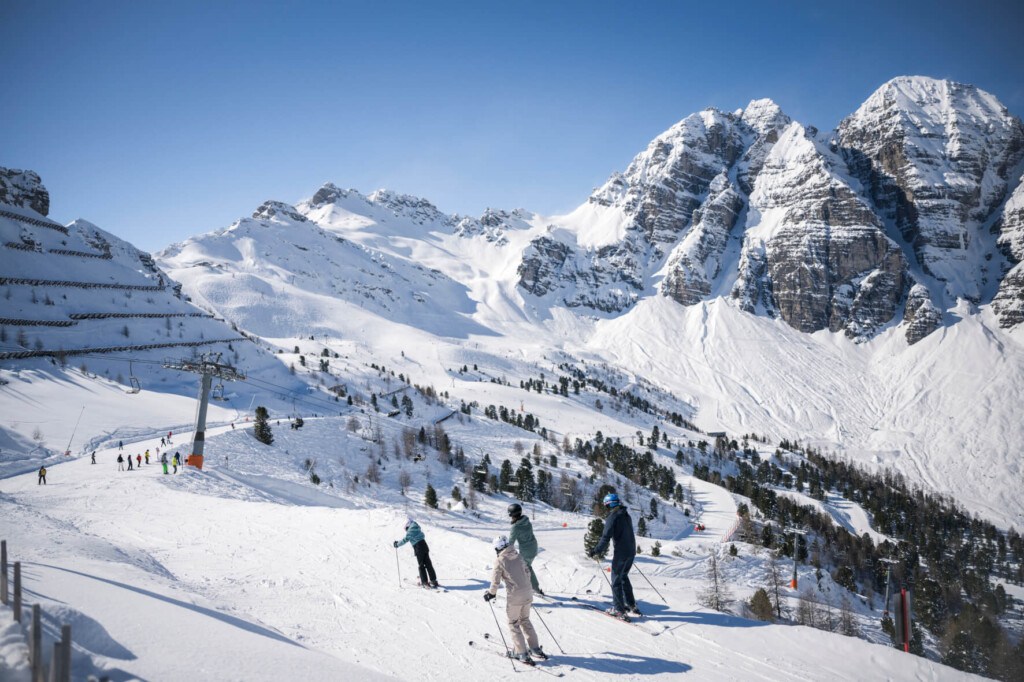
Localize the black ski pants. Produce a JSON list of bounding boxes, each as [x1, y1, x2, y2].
[[610, 553, 636, 612], [413, 540, 437, 585]]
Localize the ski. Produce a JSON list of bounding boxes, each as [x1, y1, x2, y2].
[[404, 579, 448, 592], [572, 601, 664, 635], [468, 637, 565, 677]]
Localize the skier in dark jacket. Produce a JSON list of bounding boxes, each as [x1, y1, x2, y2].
[[588, 492, 639, 617], [508, 503, 543, 595], [393, 518, 438, 588], [38, 466, 46, 485], [117, 454, 125, 471]]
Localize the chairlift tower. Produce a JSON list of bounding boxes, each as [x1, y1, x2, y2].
[[163, 352, 245, 468]]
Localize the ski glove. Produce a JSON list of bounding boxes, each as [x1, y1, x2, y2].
[[483, 592, 495, 602], [393, 541, 400, 548]]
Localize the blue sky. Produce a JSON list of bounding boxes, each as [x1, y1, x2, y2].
[[2, 0, 1022, 252]]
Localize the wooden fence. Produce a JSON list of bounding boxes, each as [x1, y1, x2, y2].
[[1, 540, 77, 682]]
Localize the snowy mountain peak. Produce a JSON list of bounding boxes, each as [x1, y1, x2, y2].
[[837, 75, 1024, 303], [252, 200, 309, 224], [740, 98, 791, 136], [306, 182, 364, 209], [0, 167, 50, 216], [366, 189, 450, 226]]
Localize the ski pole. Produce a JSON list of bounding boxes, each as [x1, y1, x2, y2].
[[632, 561, 668, 605], [532, 604, 565, 655], [394, 546, 402, 589], [593, 556, 614, 593], [487, 599, 517, 672]]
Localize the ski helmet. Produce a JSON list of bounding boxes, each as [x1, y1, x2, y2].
[[493, 535, 510, 553], [507, 503, 523, 519], [404, 517, 414, 530], [603, 492, 620, 508]]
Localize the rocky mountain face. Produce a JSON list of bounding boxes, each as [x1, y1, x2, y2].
[[836, 77, 1024, 305], [992, 176, 1024, 326], [518, 76, 1024, 342], [0, 168, 50, 216]]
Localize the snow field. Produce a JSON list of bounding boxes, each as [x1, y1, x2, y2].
[[0, 419, 979, 680]]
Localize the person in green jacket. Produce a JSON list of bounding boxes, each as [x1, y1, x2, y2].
[[507, 503, 543, 595]]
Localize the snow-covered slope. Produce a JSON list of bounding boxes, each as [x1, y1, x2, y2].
[[0, 418, 980, 681], [0, 171, 307, 462]]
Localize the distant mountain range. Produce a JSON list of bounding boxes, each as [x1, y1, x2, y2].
[[3, 75, 1024, 528]]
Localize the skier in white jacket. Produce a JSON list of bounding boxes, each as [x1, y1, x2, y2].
[[483, 536, 547, 664]]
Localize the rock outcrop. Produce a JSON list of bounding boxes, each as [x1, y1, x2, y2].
[[252, 200, 309, 223], [0, 168, 50, 216], [993, 175, 1024, 327], [904, 283, 943, 343]]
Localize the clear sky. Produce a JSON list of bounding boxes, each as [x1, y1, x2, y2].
[[2, 0, 1022, 252]]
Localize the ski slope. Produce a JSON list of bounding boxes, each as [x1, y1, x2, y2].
[[0, 419, 976, 681]]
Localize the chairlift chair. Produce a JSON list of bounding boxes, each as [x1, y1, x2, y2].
[[212, 382, 226, 401], [127, 361, 141, 394]]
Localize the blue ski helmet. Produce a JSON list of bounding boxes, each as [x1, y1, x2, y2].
[[603, 492, 620, 508]]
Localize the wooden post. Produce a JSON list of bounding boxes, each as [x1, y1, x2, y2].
[[49, 641, 60, 682], [31, 604, 42, 682], [13, 561, 21, 622], [1, 539, 7, 604], [60, 624, 71, 682]]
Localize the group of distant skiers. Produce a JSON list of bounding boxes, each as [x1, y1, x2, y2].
[[116, 448, 183, 474], [392, 492, 638, 666]]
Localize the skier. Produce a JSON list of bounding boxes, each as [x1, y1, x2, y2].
[[392, 518, 438, 588], [172, 456, 178, 474], [91, 451, 96, 465], [167, 431, 172, 442], [161, 452, 169, 475], [484, 535, 547, 664], [38, 465, 46, 485], [136, 454, 142, 469], [507, 503, 543, 595], [145, 452, 150, 465], [587, 492, 640, 617], [118, 440, 123, 451], [117, 454, 125, 471], [160, 437, 166, 447], [127, 454, 134, 471]]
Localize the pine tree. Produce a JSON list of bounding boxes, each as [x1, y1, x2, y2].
[[637, 517, 647, 537], [499, 459, 513, 490], [584, 518, 607, 559], [839, 593, 859, 636], [698, 552, 732, 612], [515, 458, 535, 501], [254, 406, 274, 445], [424, 484, 438, 509], [651, 541, 661, 557], [750, 588, 774, 621]]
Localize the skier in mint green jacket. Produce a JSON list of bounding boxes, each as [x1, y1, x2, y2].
[[508, 503, 543, 594], [393, 518, 438, 588]]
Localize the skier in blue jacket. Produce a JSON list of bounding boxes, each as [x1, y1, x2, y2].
[[393, 518, 439, 588]]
